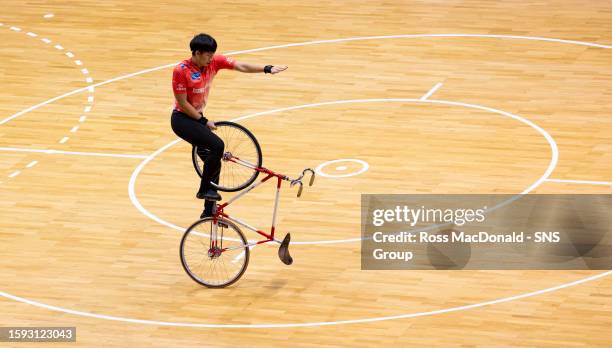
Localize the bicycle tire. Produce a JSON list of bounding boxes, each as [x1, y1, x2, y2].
[[192, 121, 262, 192], [180, 217, 250, 288]]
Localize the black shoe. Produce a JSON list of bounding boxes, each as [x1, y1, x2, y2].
[[196, 189, 222, 201]]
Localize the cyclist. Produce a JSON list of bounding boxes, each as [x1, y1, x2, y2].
[[170, 33, 287, 218]]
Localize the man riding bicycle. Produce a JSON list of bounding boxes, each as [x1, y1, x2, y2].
[[170, 33, 287, 218]]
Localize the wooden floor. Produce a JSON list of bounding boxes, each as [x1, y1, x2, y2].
[[1, 1, 611, 347]]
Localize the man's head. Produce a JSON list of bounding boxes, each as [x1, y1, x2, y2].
[[190, 33, 217, 67]]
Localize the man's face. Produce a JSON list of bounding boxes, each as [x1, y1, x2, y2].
[[194, 51, 214, 67]]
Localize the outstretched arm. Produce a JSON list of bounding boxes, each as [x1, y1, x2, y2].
[[233, 61, 288, 74]]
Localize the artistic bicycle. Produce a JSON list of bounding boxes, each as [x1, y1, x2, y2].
[[180, 121, 315, 288]]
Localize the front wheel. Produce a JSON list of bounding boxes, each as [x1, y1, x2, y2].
[[180, 217, 250, 288], [192, 121, 263, 192]]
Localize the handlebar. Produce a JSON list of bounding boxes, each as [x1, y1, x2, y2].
[[288, 168, 316, 197]]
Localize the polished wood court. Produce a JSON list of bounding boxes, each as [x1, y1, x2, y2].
[[1, 1, 611, 347]]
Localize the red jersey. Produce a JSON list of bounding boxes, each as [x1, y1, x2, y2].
[[172, 54, 235, 113]]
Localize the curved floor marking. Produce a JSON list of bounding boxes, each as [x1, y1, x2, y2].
[[2, 33, 609, 125], [129, 98, 558, 245], [1, 24, 95, 125], [315, 159, 369, 178], [1, 32, 608, 329], [1, 270, 609, 328]]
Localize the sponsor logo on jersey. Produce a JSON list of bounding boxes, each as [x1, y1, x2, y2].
[[191, 72, 201, 80]]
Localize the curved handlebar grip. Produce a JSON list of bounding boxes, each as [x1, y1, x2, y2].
[[290, 178, 304, 197], [300, 168, 315, 187], [309, 172, 315, 186], [297, 182, 303, 197], [290, 168, 314, 197]]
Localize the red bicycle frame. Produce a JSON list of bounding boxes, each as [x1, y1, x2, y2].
[[213, 154, 315, 249]]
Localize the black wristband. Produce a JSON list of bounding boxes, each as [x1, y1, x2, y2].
[[264, 65, 273, 74], [198, 115, 208, 124]]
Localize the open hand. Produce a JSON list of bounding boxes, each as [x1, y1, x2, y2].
[[271, 65, 288, 74]]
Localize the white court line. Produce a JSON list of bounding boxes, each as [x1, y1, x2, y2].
[[224, 33, 612, 56], [232, 244, 256, 263], [8, 171, 21, 178], [1, 22, 97, 138], [74, 60, 82, 65], [26, 161, 38, 168], [232, 251, 246, 263], [0, 147, 147, 159], [0, 30, 609, 329], [421, 82, 443, 101], [1, 22, 97, 178], [129, 98, 559, 245], [43, 13, 54, 19], [79, 116, 87, 122], [316, 159, 369, 178], [128, 138, 184, 231], [84, 106, 92, 113], [2, 33, 610, 126], [0, 271, 610, 328], [546, 178, 612, 186]]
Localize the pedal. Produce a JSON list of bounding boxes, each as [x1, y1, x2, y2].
[[278, 233, 293, 265]]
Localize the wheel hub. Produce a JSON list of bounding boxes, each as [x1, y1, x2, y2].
[[208, 247, 222, 258]]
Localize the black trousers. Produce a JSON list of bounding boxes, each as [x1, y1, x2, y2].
[[170, 110, 224, 213]]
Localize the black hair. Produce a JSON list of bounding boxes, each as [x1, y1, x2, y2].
[[190, 33, 217, 55]]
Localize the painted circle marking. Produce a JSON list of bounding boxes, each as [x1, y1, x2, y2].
[[0, 23, 95, 181], [3, 33, 610, 125], [316, 159, 369, 178], [129, 98, 558, 246], [0, 32, 609, 328]]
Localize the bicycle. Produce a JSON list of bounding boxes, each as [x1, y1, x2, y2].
[[180, 121, 315, 288]]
